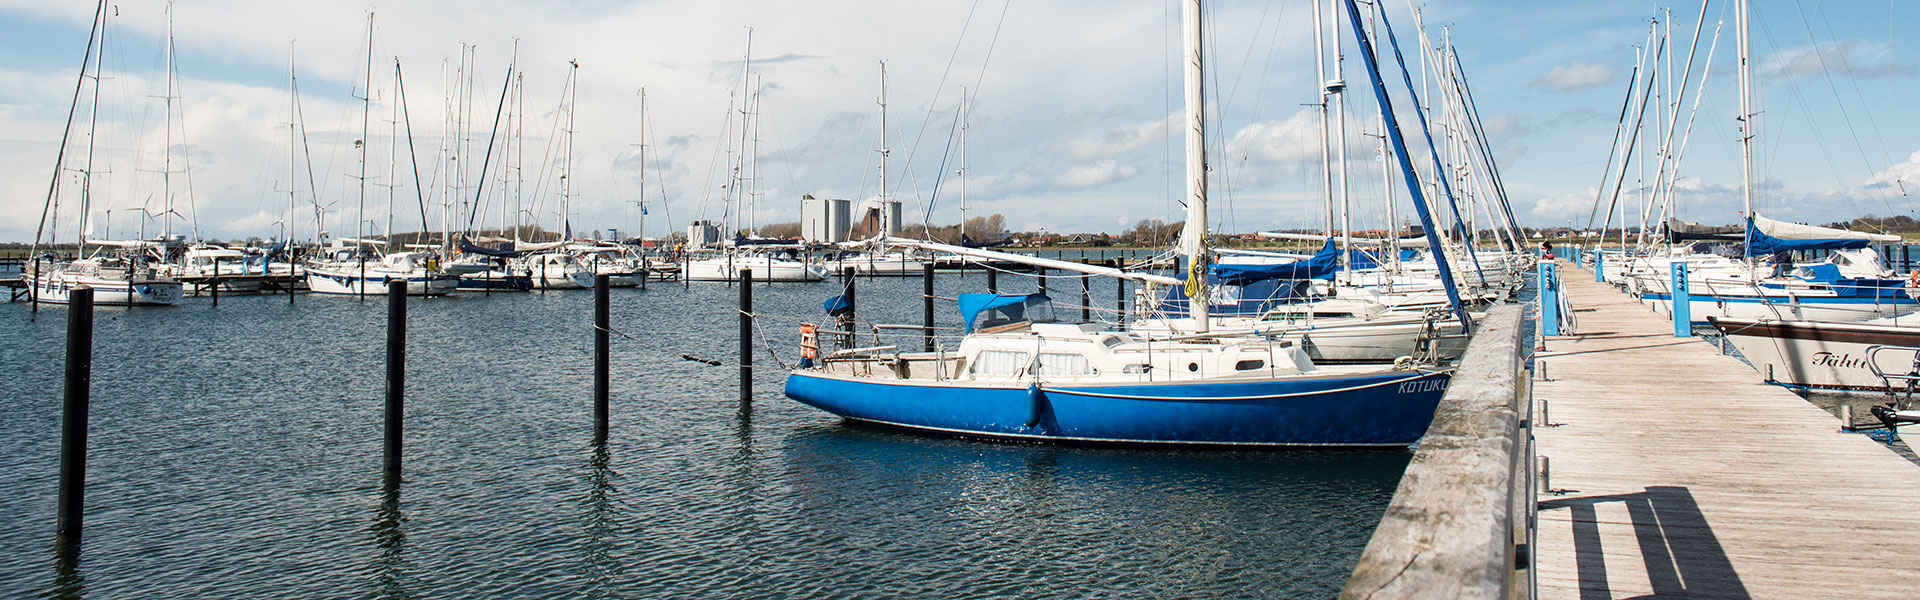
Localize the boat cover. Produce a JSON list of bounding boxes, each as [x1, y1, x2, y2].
[[1746, 214, 1900, 256], [958, 293, 1054, 332], [1210, 239, 1340, 286]]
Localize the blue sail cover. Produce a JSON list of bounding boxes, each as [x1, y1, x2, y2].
[[958, 293, 1053, 332], [1744, 217, 1871, 257], [1210, 240, 1340, 286]]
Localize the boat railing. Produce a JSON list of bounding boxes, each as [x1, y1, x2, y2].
[[1865, 344, 1920, 410], [1342, 304, 1534, 599]]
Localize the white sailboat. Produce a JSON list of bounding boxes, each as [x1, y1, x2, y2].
[[27, 0, 183, 307]]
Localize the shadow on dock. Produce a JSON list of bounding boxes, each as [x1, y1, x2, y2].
[[1539, 486, 1747, 599]]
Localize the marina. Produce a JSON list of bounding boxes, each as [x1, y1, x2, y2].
[[6, 0, 1920, 597]]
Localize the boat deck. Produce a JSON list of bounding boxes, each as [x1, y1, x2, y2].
[[1534, 262, 1920, 598]]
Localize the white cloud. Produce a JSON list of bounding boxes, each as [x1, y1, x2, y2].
[[1531, 62, 1616, 92]]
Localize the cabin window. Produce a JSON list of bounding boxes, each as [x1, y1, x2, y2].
[[1100, 335, 1127, 349], [971, 350, 1029, 377], [1123, 364, 1152, 374], [1235, 359, 1266, 371], [1035, 353, 1096, 377]]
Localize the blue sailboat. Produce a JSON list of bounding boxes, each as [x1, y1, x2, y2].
[[782, 0, 1458, 447]]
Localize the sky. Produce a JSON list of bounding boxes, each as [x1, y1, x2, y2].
[[1, 0, 1915, 244]]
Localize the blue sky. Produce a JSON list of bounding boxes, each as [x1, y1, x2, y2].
[[1, 0, 1914, 243]]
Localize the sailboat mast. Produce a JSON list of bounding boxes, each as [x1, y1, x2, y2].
[[356, 13, 372, 244], [734, 28, 753, 239], [1330, 0, 1352, 270], [288, 42, 297, 244], [959, 86, 969, 240], [162, 2, 177, 241], [1736, 0, 1753, 219], [1312, 0, 1334, 237], [639, 87, 648, 240], [563, 59, 578, 239], [1181, 0, 1210, 332], [878, 60, 891, 235], [387, 60, 398, 247]]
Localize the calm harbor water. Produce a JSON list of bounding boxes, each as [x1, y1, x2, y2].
[[0, 267, 1409, 599]]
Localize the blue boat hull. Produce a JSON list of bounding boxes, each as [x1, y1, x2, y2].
[[783, 370, 1453, 447]]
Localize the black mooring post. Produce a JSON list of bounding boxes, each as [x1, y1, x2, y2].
[[31, 256, 40, 313], [739, 269, 753, 405], [358, 255, 368, 299], [594, 274, 610, 440], [210, 258, 220, 307], [639, 255, 649, 291], [1117, 277, 1128, 323], [1906, 245, 1913, 272], [55, 286, 94, 540], [1080, 275, 1091, 323], [987, 268, 998, 294], [1038, 268, 1048, 295], [384, 280, 405, 475], [922, 262, 935, 352], [841, 267, 857, 350]]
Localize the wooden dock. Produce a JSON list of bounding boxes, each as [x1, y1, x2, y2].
[[1534, 264, 1920, 598]]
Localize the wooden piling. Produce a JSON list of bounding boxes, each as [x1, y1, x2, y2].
[[56, 286, 93, 539], [739, 269, 753, 404], [210, 258, 221, 307], [594, 274, 610, 440], [384, 280, 405, 475]]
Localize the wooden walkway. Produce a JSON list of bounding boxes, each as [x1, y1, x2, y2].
[[1534, 265, 1920, 598]]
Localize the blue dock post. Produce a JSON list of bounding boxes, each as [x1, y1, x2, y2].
[[1672, 263, 1691, 337], [1594, 248, 1605, 282], [1541, 262, 1560, 337]]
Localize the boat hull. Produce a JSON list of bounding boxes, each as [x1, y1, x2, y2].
[[783, 369, 1453, 447], [1711, 317, 1920, 392], [305, 268, 459, 296], [29, 274, 183, 306]]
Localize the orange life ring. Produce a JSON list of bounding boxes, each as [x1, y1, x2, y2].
[[799, 322, 820, 360]]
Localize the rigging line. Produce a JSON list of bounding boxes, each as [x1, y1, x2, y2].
[[395, 61, 431, 237], [1810, 0, 1899, 179], [642, 92, 675, 237], [1791, 0, 1892, 214], [893, 0, 985, 202], [35, 0, 108, 254], [1753, 10, 1860, 220]]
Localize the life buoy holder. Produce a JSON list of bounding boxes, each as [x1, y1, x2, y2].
[[799, 322, 820, 360]]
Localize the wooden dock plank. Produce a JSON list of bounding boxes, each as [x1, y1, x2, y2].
[[1533, 264, 1920, 598]]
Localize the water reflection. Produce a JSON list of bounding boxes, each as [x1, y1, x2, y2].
[[43, 537, 83, 600], [368, 474, 408, 600], [580, 442, 619, 594]]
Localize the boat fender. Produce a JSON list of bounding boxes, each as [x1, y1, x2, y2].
[[1026, 383, 1046, 428], [1908, 270, 1917, 287]]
